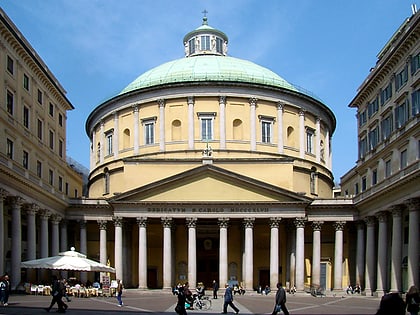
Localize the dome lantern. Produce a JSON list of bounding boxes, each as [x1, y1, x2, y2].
[[183, 14, 228, 57]]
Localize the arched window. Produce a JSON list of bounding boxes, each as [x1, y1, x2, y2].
[[171, 120, 182, 141], [233, 119, 243, 140], [287, 126, 295, 147], [123, 128, 131, 149]]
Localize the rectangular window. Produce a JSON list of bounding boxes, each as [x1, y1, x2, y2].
[[37, 119, 43, 140], [23, 106, 30, 128], [7, 55, 14, 74], [361, 176, 367, 192], [412, 89, 420, 116], [23, 74, 30, 91], [74, 189, 78, 198], [359, 137, 368, 159], [372, 169, 378, 185], [355, 183, 359, 195], [37, 89, 43, 105], [23, 150, 29, 169], [385, 159, 392, 178], [380, 83, 392, 106], [59, 113, 63, 127], [368, 125, 379, 150], [49, 169, 54, 186], [381, 113, 393, 140], [6, 138, 13, 159], [368, 97, 379, 117], [261, 120, 272, 143], [200, 35, 210, 50], [49, 103, 54, 117], [49, 130, 54, 149], [395, 99, 409, 129], [216, 37, 223, 54], [58, 176, 63, 192], [200, 117, 213, 141], [106, 133, 113, 155], [36, 160, 42, 178], [306, 129, 314, 153], [65, 182, 69, 195], [145, 122, 155, 144], [395, 65, 408, 90], [189, 38, 195, 55], [59, 140, 63, 158], [400, 149, 407, 169], [359, 110, 367, 127], [6, 90, 14, 115], [411, 52, 420, 74]]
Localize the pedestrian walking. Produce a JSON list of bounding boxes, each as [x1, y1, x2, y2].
[[45, 276, 67, 313], [375, 292, 405, 315], [116, 279, 124, 307], [406, 285, 420, 315], [213, 280, 219, 299], [222, 283, 239, 314], [0, 274, 11, 306], [175, 284, 187, 315], [272, 282, 289, 315]]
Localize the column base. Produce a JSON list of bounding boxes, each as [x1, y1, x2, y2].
[[363, 288, 374, 296]]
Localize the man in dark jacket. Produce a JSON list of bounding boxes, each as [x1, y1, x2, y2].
[[45, 276, 67, 313], [222, 283, 240, 314], [272, 283, 289, 315]]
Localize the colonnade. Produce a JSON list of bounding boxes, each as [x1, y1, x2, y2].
[[90, 97, 332, 170]]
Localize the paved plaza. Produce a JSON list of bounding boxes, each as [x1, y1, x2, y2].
[[0, 290, 384, 315]]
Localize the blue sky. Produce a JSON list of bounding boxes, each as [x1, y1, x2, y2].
[[1, 0, 417, 182]]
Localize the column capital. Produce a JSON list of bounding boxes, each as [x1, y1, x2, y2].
[[269, 217, 281, 228], [311, 221, 324, 231], [136, 217, 147, 228], [243, 217, 255, 228], [218, 218, 229, 228], [299, 109, 305, 116], [39, 209, 51, 219], [406, 198, 420, 211], [356, 220, 365, 229], [132, 104, 139, 113], [333, 221, 346, 231], [161, 217, 173, 228], [50, 214, 62, 224], [8, 196, 24, 208], [98, 220, 108, 230], [364, 216, 376, 226], [249, 97, 258, 106], [219, 96, 226, 104], [391, 205, 404, 217], [187, 96, 195, 105], [24, 203, 39, 215], [0, 188, 9, 200], [277, 101, 285, 111], [186, 217, 197, 228], [376, 211, 388, 222], [157, 98, 165, 107], [294, 217, 306, 228], [112, 216, 123, 227]]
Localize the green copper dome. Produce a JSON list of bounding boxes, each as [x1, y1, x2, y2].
[[119, 55, 299, 95]]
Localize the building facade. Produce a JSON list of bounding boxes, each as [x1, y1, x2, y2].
[[340, 10, 420, 294], [0, 9, 83, 289]]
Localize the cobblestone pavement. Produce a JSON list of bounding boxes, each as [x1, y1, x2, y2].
[[0, 290, 383, 315]]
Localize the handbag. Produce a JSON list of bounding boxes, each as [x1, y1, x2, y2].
[[275, 304, 282, 313]]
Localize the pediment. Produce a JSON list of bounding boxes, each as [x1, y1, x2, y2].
[[111, 164, 311, 204]]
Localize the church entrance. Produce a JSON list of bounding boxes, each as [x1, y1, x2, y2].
[[197, 237, 219, 289]]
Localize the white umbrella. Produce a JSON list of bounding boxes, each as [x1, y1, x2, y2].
[[20, 248, 115, 273]]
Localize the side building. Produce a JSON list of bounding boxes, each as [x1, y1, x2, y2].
[[0, 8, 84, 289], [341, 9, 420, 293]]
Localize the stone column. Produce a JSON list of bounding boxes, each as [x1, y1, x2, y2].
[[364, 216, 376, 296], [91, 133, 96, 168], [390, 206, 403, 292], [98, 220, 108, 268], [9, 196, 23, 289], [112, 111, 119, 159], [277, 102, 284, 154], [60, 220, 68, 252], [333, 221, 345, 291], [0, 189, 7, 275], [355, 221, 365, 289], [218, 218, 229, 288], [270, 218, 281, 289], [188, 96, 195, 150], [113, 217, 123, 281], [219, 96, 226, 149], [244, 217, 255, 290], [376, 212, 388, 295], [137, 217, 148, 289], [80, 220, 88, 284], [161, 217, 173, 290], [158, 99, 166, 151], [133, 106, 139, 154], [287, 222, 296, 290], [40, 210, 51, 258], [51, 215, 61, 256], [299, 110, 305, 159], [407, 199, 420, 288], [187, 217, 197, 289], [25, 204, 38, 261], [249, 98, 257, 151], [295, 218, 306, 291], [311, 221, 323, 288]]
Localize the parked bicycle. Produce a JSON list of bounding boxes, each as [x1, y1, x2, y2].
[[187, 293, 212, 310]]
